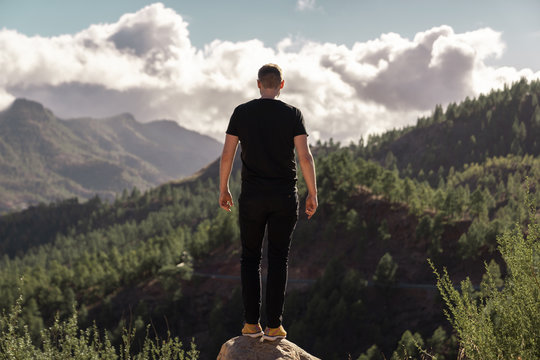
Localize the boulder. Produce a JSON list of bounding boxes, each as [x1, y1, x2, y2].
[[217, 336, 320, 360]]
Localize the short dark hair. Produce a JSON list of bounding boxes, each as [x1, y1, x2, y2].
[[258, 63, 283, 89]]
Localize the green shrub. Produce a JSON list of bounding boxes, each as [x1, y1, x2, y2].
[[430, 196, 540, 359], [0, 295, 199, 360], [390, 330, 424, 360], [357, 344, 384, 360]]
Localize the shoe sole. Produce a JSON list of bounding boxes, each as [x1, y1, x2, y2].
[[263, 334, 286, 341], [242, 332, 263, 338]]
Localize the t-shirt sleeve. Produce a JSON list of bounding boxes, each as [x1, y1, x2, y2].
[[293, 108, 308, 137], [226, 107, 240, 136]]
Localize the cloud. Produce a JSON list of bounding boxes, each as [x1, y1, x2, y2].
[[297, 0, 318, 11], [0, 88, 15, 111], [1, 3, 539, 144]]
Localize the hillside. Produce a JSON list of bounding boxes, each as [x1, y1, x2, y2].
[[0, 80, 539, 359], [1, 151, 537, 359], [0, 98, 222, 213], [362, 79, 540, 182]]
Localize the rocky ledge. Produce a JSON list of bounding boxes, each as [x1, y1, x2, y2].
[[217, 336, 320, 360]]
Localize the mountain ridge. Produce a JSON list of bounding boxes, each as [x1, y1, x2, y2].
[[363, 79, 540, 181], [0, 98, 222, 213]]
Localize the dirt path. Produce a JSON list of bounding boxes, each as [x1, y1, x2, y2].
[[192, 271, 445, 289]]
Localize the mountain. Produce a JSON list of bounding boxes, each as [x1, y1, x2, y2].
[[0, 98, 222, 213], [1, 80, 539, 359], [363, 79, 540, 181], [4, 147, 531, 358]]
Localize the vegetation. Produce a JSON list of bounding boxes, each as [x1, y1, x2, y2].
[[362, 78, 540, 183], [0, 294, 199, 359], [0, 79, 539, 359], [431, 193, 539, 359], [0, 175, 240, 357]]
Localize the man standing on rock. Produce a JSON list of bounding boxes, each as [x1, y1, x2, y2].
[[219, 63, 318, 341]]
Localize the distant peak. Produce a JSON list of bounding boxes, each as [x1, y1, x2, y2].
[[105, 112, 138, 125], [119, 112, 136, 121], [145, 119, 181, 129], [4, 98, 55, 123], [11, 98, 45, 111]]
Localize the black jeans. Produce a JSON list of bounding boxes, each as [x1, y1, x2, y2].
[[238, 192, 298, 328]]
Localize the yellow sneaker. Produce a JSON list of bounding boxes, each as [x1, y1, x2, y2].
[[263, 325, 287, 341], [241, 323, 263, 338]]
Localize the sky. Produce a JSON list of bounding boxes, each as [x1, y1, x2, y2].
[[1, 0, 539, 143]]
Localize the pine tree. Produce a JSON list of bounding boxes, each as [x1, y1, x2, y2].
[[373, 252, 398, 287]]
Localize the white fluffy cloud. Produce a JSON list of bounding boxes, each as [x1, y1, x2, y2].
[[297, 0, 318, 11], [1, 3, 539, 143]]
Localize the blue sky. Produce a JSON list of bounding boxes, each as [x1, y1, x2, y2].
[[0, 1, 539, 142]]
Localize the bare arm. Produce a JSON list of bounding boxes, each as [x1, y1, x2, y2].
[[219, 134, 239, 212], [294, 134, 318, 219]]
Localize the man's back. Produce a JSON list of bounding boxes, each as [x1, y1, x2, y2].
[[227, 98, 307, 195]]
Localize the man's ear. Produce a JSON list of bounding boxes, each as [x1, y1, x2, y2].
[[257, 80, 262, 89], [280, 80, 284, 89]]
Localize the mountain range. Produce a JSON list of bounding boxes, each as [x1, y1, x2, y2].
[[0, 79, 539, 359], [0, 98, 222, 213]]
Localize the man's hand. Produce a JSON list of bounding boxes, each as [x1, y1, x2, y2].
[[305, 193, 318, 219], [219, 190, 234, 212]]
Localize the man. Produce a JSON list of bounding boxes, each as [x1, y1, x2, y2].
[[219, 63, 318, 341]]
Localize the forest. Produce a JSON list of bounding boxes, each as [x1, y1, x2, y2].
[[0, 79, 539, 359]]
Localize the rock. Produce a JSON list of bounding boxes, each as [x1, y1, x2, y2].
[[217, 336, 320, 360]]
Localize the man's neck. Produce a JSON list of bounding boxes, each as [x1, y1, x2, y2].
[[259, 88, 280, 99]]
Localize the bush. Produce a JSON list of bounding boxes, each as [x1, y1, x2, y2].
[[357, 344, 384, 360], [0, 295, 199, 360], [430, 196, 540, 359], [390, 330, 424, 360]]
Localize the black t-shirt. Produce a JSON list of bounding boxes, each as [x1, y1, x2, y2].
[[226, 98, 307, 195]]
